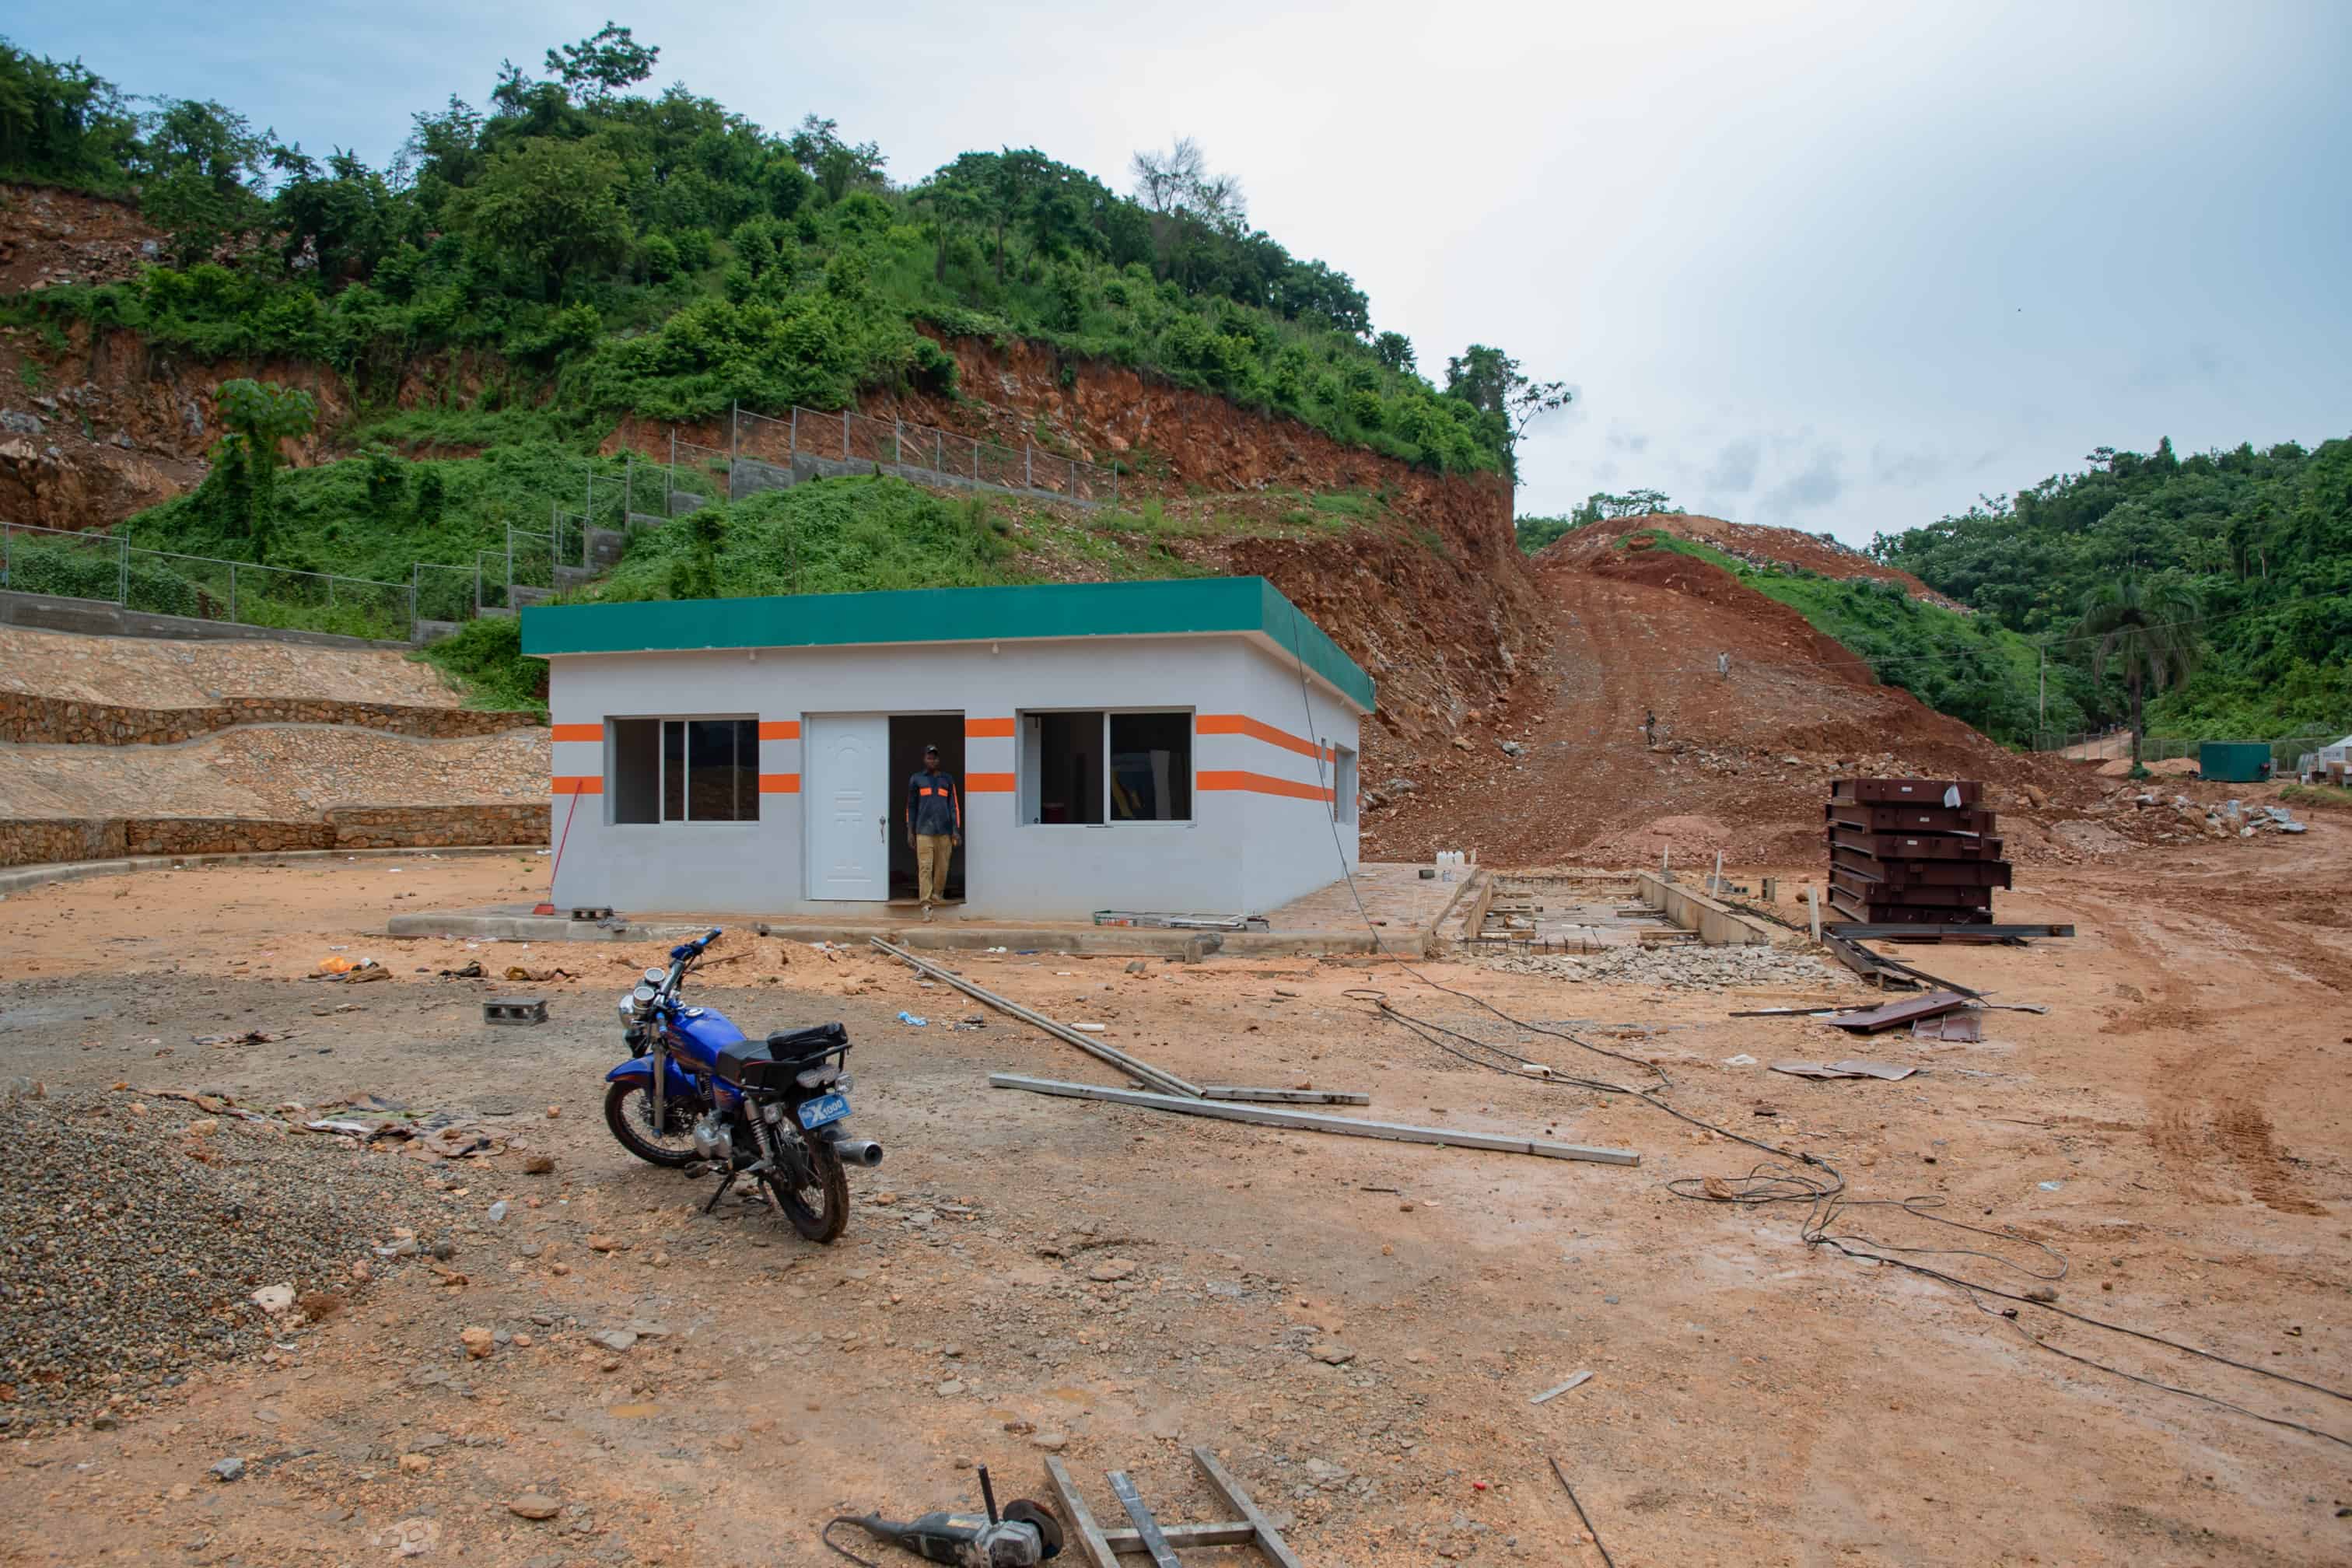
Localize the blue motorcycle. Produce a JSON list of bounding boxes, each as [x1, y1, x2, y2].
[[602, 928, 880, 1244]]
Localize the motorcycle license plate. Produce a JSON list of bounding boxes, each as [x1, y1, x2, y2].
[[796, 1093, 849, 1130]]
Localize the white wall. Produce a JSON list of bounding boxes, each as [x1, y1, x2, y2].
[[546, 632, 1361, 919], [1236, 639, 1362, 913]]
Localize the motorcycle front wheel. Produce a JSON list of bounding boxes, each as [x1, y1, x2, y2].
[[766, 1137, 849, 1243], [603, 1079, 699, 1167]]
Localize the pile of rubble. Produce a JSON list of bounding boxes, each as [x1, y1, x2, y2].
[[1482, 943, 1845, 991], [2129, 793, 2306, 842]]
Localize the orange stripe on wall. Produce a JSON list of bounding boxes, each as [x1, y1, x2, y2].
[[758, 720, 800, 740], [965, 716, 1016, 739], [1197, 713, 1335, 761], [551, 775, 604, 795], [965, 772, 1015, 793], [758, 772, 801, 793], [549, 723, 600, 743], [1197, 768, 1333, 803]]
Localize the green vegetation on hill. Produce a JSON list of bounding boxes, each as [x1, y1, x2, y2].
[[422, 470, 1388, 710], [1870, 436, 2352, 738], [1619, 528, 2095, 744], [2, 26, 1556, 478]]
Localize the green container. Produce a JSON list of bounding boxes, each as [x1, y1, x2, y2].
[[2199, 741, 2272, 783]]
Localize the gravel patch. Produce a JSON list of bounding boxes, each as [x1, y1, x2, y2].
[[0, 1089, 458, 1430], [1482, 943, 1845, 990]]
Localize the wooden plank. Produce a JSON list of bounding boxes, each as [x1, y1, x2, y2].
[[992, 1075, 1640, 1166], [1191, 1447, 1307, 1568], [873, 939, 1200, 1097], [1531, 1369, 1594, 1404], [1105, 1472, 1182, 1568], [1043, 1456, 1119, 1568], [1100, 1521, 1258, 1554], [1202, 1085, 1373, 1106]]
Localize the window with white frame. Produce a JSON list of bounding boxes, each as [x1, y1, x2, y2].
[[1332, 744, 1356, 824], [610, 718, 759, 824], [1020, 710, 1192, 824]]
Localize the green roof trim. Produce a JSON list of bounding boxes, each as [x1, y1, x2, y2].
[[520, 578, 1375, 711]]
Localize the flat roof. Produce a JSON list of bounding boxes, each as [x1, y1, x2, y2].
[[520, 577, 1375, 712]]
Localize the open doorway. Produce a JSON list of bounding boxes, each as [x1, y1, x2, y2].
[[887, 713, 966, 904]]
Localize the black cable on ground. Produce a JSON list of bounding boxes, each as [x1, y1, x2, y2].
[[1278, 609, 2352, 1452], [819, 1517, 880, 1567]]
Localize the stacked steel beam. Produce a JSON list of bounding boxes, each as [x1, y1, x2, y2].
[[1825, 778, 2010, 926]]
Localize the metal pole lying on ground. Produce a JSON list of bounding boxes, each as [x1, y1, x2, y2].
[[871, 939, 1200, 1097], [989, 1074, 1640, 1166]]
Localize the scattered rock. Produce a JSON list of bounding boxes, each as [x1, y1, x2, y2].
[[507, 1496, 561, 1521], [1312, 1343, 1356, 1366], [458, 1327, 495, 1360], [523, 1155, 555, 1175], [209, 1457, 244, 1483], [1087, 1258, 1137, 1283], [593, 1329, 639, 1353], [248, 1284, 295, 1314]]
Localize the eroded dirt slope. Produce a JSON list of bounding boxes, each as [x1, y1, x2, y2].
[[1365, 536, 2093, 865]]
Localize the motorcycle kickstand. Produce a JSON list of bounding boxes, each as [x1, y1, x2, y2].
[[702, 1170, 737, 1215]]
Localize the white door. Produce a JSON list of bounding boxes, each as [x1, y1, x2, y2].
[[805, 715, 889, 900]]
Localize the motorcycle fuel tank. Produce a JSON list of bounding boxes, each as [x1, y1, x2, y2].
[[665, 1004, 747, 1066]]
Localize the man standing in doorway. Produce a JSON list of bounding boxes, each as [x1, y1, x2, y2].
[[906, 744, 962, 919]]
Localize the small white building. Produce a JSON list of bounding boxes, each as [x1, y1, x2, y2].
[[522, 578, 1370, 919]]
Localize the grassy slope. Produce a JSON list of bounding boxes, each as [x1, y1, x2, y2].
[[415, 469, 1394, 713], [1626, 529, 2094, 744]]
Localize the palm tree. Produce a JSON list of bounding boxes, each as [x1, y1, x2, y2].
[[2076, 575, 2203, 773]]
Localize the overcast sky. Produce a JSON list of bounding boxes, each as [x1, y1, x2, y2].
[[15, 0, 2350, 544]]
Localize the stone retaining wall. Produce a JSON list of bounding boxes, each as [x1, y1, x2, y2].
[[0, 690, 541, 745], [0, 803, 549, 867]]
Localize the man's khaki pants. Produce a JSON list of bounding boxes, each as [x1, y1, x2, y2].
[[916, 834, 954, 905]]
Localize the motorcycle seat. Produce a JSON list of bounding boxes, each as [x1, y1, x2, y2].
[[765, 1022, 850, 1065], [716, 1024, 849, 1088]]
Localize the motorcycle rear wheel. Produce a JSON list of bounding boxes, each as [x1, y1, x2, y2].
[[768, 1137, 849, 1243], [603, 1079, 699, 1167]]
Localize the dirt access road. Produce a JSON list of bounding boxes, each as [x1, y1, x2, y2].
[[0, 834, 2347, 1568]]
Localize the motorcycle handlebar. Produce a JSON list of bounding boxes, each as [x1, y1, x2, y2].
[[668, 926, 723, 963]]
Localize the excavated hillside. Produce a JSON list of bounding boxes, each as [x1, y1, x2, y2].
[[606, 340, 1545, 795], [1563, 510, 1962, 608], [1362, 528, 2109, 867]]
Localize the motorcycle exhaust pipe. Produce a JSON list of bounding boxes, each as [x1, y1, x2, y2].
[[829, 1137, 884, 1167]]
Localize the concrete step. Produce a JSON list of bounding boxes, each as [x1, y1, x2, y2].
[[553, 565, 597, 591]]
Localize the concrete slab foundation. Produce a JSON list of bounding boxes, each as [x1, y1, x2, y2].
[[1633, 871, 1776, 946]]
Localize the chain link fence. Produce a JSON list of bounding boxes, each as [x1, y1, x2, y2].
[[2032, 727, 2352, 772], [2, 520, 421, 642], [730, 404, 1118, 506]]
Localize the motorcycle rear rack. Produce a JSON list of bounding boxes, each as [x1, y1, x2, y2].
[[1044, 1448, 1303, 1568]]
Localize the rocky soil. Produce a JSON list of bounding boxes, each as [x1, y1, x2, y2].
[[0, 1087, 466, 1429], [0, 844, 2344, 1566], [0, 624, 468, 709], [0, 724, 548, 821]]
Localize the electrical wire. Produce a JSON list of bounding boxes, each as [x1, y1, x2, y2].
[[1275, 607, 2352, 1453], [819, 1517, 881, 1567]]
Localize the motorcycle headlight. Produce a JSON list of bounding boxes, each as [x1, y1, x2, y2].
[[616, 992, 639, 1022]]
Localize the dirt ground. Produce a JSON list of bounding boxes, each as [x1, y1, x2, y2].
[[1, 824, 2347, 1568]]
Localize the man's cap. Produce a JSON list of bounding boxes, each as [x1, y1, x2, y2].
[[923, 744, 940, 755]]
